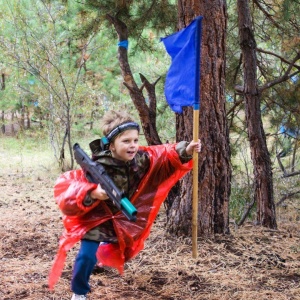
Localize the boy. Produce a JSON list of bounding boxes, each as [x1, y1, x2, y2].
[[49, 110, 201, 300]]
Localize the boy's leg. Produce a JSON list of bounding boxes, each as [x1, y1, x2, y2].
[[71, 239, 99, 295]]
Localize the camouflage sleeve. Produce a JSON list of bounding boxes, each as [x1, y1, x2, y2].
[[54, 169, 99, 216], [175, 141, 193, 164]]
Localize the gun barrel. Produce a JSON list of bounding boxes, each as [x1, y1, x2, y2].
[[120, 198, 137, 221]]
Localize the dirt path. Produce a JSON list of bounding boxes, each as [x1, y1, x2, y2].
[[0, 159, 299, 299]]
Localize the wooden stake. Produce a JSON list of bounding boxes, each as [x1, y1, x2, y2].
[[192, 108, 199, 258]]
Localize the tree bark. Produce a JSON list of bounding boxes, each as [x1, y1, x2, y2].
[[106, 14, 162, 146], [166, 0, 231, 235], [237, 0, 277, 228], [1, 74, 5, 134]]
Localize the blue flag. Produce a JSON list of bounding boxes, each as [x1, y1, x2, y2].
[[161, 16, 203, 113]]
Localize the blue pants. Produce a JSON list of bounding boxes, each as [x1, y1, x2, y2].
[[71, 240, 100, 295]]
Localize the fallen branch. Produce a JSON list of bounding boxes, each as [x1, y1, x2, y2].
[[237, 198, 256, 226]]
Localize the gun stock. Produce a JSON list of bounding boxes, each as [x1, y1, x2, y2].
[[73, 143, 137, 222]]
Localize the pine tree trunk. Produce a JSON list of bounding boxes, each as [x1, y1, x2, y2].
[[237, 0, 277, 228], [1, 74, 5, 134], [166, 0, 231, 235]]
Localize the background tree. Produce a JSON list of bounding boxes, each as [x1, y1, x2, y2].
[[228, 0, 299, 228], [0, 1, 90, 169], [0, 70, 6, 134], [236, 0, 277, 228]]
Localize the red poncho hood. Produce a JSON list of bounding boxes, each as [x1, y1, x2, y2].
[[48, 143, 192, 289]]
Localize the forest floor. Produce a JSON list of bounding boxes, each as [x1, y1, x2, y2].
[[0, 138, 299, 300]]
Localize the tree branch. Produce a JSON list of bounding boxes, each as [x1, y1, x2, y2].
[[283, 170, 300, 178], [276, 190, 300, 206], [106, 14, 162, 145], [253, 0, 283, 30], [257, 47, 300, 70], [276, 153, 287, 175], [139, 73, 161, 128], [226, 98, 244, 116], [276, 152, 300, 178], [259, 52, 300, 92], [237, 198, 256, 226]]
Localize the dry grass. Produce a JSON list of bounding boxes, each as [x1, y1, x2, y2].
[[0, 137, 299, 300]]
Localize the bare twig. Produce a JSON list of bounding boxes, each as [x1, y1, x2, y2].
[[276, 190, 300, 206], [253, 0, 283, 30], [259, 52, 300, 92], [257, 48, 300, 70]]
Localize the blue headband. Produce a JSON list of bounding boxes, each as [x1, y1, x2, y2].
[[100, 122, 140, 151]]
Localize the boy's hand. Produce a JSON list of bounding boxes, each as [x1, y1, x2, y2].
[[186, 139, 201, 156], [90, 184, 109, 201]]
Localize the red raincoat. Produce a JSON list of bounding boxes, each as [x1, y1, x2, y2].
[[48, 144, 193, 289]]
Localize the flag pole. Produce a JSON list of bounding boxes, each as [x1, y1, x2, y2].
[[192, 17, 202, 259], [192, 109, 199, 258]]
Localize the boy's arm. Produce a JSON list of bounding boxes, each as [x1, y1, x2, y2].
[[83, 184, 108, 206], [54, 169, 100, 216], [175, 141, 193, 163], [175, 140, 201, 164]]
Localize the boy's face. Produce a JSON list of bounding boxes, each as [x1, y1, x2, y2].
[[109, 129, 139, 162]]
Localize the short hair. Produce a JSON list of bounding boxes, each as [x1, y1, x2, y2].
[[101, 110, 135, 137]]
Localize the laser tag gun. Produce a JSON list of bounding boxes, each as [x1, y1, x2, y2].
[[73, 143, 137, 222]]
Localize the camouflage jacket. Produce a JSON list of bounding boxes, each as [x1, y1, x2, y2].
[[83, 141, 192, 242]]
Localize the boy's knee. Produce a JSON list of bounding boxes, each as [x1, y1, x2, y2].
[[78, 252, 96, 264], [77, 240, 99, 265]]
